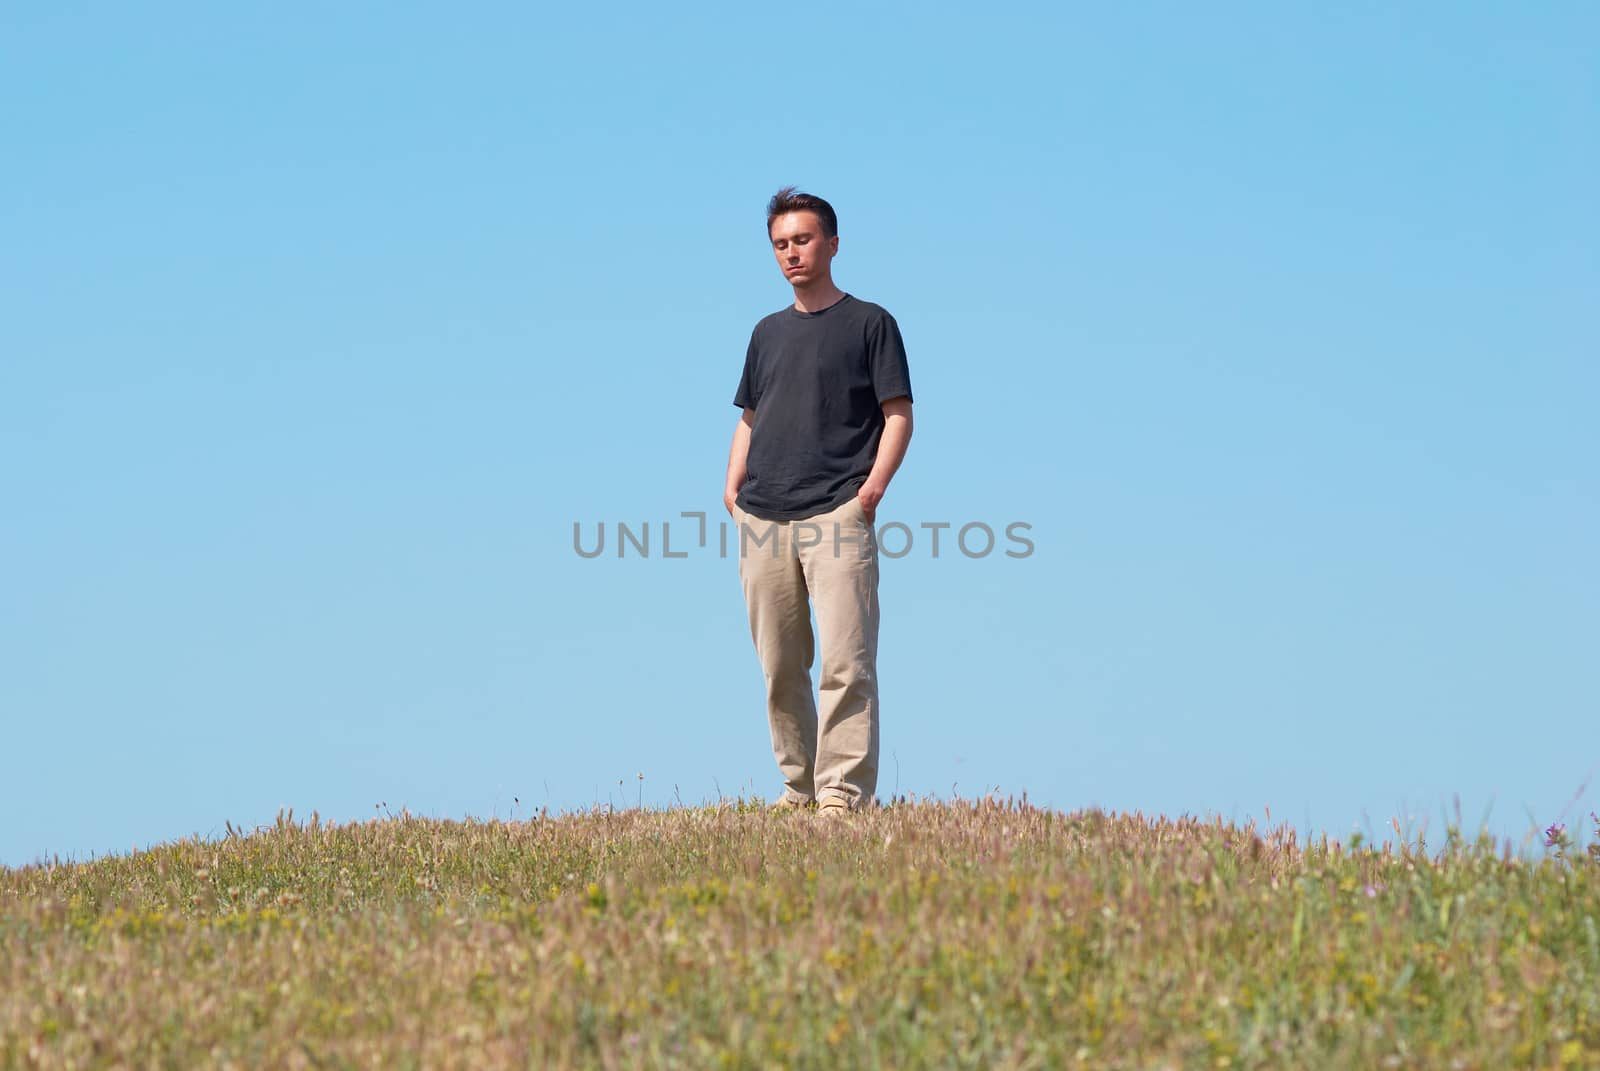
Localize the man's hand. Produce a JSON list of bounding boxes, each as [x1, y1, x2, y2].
[[856, 478, 887, 524], [724, 487, 739, 517]]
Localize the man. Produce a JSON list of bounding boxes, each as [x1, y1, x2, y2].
[[723, 187, 914, 818]]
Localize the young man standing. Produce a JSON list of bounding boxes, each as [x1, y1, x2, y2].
[[724, 187, 914, 818]]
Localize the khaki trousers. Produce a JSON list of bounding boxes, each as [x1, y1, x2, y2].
[[733, 495, 880, 809]]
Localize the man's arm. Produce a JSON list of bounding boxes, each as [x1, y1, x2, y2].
[[857, 396, 913, 522], [723, 408, 755, 516]]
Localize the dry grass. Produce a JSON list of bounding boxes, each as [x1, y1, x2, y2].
[[3, 797, 1597, 1069]]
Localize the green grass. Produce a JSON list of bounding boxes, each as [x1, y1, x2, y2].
[[3, 798, 1598, 1069]]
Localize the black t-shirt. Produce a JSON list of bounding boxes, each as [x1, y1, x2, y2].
[[732, 294, 913, 521]]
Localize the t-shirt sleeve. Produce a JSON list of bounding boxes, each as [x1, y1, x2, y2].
[[867, 310, 913, 404], [732, 326, 760, 410]]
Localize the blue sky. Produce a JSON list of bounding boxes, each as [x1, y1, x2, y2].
[[3, 4, 1595, 866]]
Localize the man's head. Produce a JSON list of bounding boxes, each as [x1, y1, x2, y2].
[[766, 186, 839, 289]]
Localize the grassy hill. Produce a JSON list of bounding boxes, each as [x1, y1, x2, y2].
[[3, 798, 1597, 1069]]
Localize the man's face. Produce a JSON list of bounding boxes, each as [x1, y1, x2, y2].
[[768, 211, 838, 286]]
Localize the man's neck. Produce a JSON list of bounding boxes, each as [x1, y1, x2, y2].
[[792, 280, 846, 314]]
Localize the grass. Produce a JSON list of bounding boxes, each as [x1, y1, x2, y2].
[[3, 797, 1598, 1069]]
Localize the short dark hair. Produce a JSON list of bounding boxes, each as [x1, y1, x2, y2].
[[766, 186, 837, 240]]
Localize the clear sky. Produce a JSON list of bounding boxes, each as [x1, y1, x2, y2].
[[3, 4, 1595, 866]]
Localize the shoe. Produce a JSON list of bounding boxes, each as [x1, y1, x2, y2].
[[817, 798, 851, 819], [769, 795, 815, 813]]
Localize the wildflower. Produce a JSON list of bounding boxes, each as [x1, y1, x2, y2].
[[1545, 823, 1567, 849]]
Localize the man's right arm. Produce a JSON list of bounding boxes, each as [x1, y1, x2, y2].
[[723, 408, 755, 516]]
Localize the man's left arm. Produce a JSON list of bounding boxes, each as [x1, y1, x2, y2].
[[857, 396, 912, 522]]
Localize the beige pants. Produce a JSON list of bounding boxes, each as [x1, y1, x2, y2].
[[733, 495, 880, 809]]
